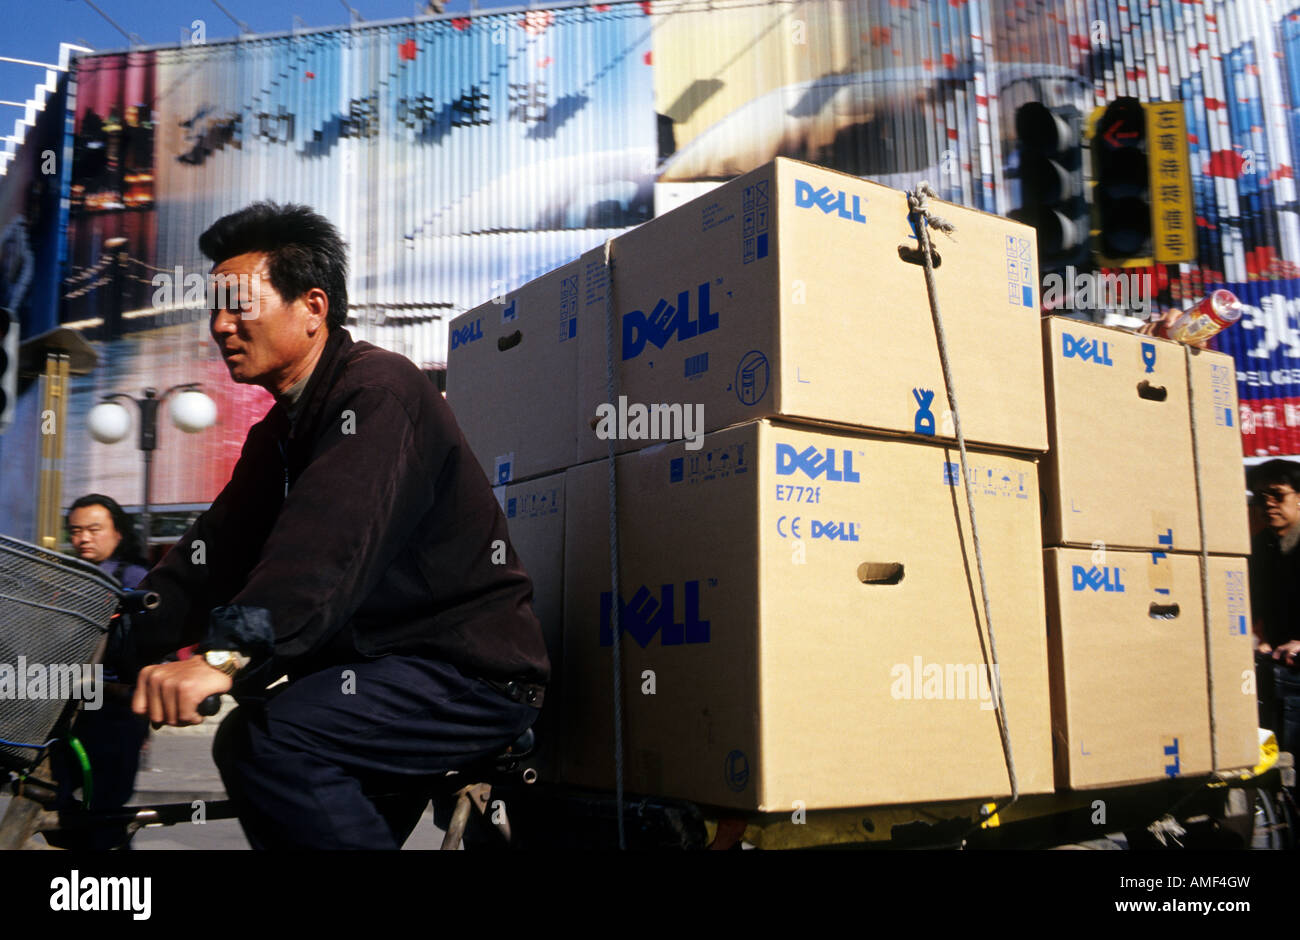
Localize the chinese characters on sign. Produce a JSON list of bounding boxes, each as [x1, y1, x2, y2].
[[508, 81, 550, 123], [1145, 102, 1195, 264]]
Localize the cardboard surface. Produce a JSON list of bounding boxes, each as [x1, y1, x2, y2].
[[1044, 548, 1212, 789], [447, 251, 602, 484], [1188, 347, 1251, 556], [496, 473, 566, 774], [575, 158, 1047, 463], [562, 420, 1053, 811], [1204, 555, 1260, 771], [1041, 317, 1199, 551]]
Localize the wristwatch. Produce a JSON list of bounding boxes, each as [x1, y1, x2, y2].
[[202, 650, 249, 678]]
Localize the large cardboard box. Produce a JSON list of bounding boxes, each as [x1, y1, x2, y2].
[[447, 250, 602, 484], [1188, 347, 1251, 555], [496, 473, 566, 774], [1042, 317, 1199, 551], [561, 420, 1054, 810], [1204, 555, 1259, 771], [575, 158, 1047, 463], [1044, 548, 1212, 789]]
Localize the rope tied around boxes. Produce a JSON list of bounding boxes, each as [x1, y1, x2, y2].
[[906, 181, 1020, 819], [1185, 351, 1218, 767], [602, 237, 628, 850]]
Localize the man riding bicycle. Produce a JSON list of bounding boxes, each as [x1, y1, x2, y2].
[[129, 202, 549, 849]]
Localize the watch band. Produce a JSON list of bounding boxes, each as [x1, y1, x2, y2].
[[203, 650, 249, 677]]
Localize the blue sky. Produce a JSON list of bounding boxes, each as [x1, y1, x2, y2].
[[1, 0, 521, 151]]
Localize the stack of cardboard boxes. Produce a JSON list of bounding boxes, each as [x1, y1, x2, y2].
[[448, 156, 1258, 812], [450, 158, 1059, 812], [1040, 318, 1258, 789]]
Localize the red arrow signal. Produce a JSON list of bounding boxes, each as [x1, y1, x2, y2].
[[1096, 97, 1145, 149], [1103, 121, 1139, 148]]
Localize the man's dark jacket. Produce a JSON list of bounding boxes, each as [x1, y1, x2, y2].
[[135, 327, 549, 690]]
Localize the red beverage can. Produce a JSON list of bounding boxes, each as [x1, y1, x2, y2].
[[1164, 289, 1243, 345]]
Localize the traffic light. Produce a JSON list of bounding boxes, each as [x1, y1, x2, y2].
[[1092, 97, 1151, 263], [0, 307, 16, 434], [1010, 102, 1088, 271]]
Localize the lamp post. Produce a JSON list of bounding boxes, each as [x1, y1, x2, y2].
[[87, 384, 216, 553]]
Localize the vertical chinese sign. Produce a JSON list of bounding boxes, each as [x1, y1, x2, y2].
[[1145, 102, 1195, 265]]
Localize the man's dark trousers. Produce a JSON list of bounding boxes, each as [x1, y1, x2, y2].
[[212, 655, 538, 849]]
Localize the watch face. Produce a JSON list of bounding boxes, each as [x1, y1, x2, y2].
[[205, 651, 232, 667]]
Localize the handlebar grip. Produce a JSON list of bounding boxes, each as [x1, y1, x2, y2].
[[197, 695, 222, 717], [119, 589, 160, 615]]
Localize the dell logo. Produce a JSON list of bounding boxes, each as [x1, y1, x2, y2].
[[1071, 565, 1125, 592], [599, 581, 711, 647], [1061, 332, 1114, 366], [775, 443, 861, 482], [451, 318, 484, 350], [811, 519, 860, 541], [622, 282, 720, 361], [794, 179, 867, 223]]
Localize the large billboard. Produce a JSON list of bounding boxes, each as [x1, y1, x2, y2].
[[0, 73, 71, 541], [49, 0, 1300, 509], [60, 8, 658, 507]]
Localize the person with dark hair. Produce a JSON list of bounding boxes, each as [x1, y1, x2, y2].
[[67, 493, 148, 587], [48, 494, 151, 849], [1247, 458, 1300, 775], [197, 200, 350, 332], [129, 202, 548, 849]]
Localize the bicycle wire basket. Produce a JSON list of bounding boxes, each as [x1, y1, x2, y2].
[[0, 534, 120, 772]]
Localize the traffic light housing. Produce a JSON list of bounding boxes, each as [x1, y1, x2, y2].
[[1010, 102, 1088, 271], [0, 307, 16, 434], [1092, 97, 1152, 263]]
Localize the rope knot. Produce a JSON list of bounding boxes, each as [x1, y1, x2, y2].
[[908, 180, 956, 239]]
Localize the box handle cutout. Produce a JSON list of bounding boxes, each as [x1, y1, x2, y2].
[[858, 562, 904, 585], [497, 330, 523, 352], [1136, 381, 1167, 402], [1148, 602, 1180, 619], [897, 245, 942, 269]]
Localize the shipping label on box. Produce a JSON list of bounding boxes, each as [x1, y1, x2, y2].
[[1206, 556, 1259, 771], [1188, 347, 1251, 555], [562, 420, 1052, 811], [1005, 232, 1036, 310], [576, 157, 1047, 465], [501, 473, 566, 775], [1044, 548, 1212, 789], [1042, 317, 1200, 551]]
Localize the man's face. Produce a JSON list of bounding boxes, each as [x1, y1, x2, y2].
[[68, 504, 122, 564], [209, 252, 326, 394], [1257, 482, 1300, 535]]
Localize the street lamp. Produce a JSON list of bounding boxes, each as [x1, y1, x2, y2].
[[87, 384, 217, 552]]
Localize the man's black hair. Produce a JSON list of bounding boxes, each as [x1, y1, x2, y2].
[[67, 493, 144, 564], [199, 202, 349, 330], [1247, 459, 1300, 497]]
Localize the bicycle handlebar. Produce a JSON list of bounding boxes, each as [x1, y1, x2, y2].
[[109, 585, 223, 720], [117, 589, 160, 615]]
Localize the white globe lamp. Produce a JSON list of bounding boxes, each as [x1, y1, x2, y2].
[[170, 389, 217, 433], [87, 401, 132, 444]]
